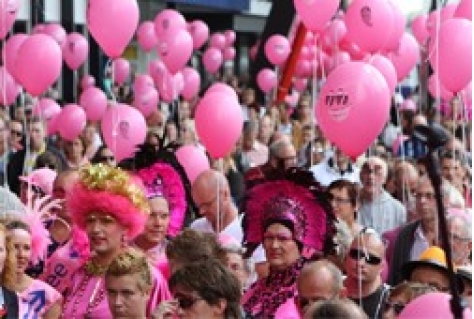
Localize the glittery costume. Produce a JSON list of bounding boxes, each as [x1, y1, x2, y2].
[[241, 168, 336, 318]]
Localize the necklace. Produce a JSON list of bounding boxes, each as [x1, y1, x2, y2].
[[84, 259, 109, 276], [62, 273, 106, 319]]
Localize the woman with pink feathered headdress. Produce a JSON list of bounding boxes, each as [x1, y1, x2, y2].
[[241, 168, 336, 318], [121, 144, 191, 280], [61, 164, 171, 319]]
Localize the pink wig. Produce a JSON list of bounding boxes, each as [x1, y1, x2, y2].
[[136, 162, 187, 236], [67, 165, 150, 239]]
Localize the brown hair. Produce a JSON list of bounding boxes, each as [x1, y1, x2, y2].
[[327, 179, 359, 207], [0, 223, 18, 288], [166, 229, 227, 266], [169, 258, 242, 319], [388, 282, 437, 304]]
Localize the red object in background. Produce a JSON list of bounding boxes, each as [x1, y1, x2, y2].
[[275, 23, 308, 105]]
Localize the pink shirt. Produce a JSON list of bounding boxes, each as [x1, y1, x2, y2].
[[19, 279, 61, 319]]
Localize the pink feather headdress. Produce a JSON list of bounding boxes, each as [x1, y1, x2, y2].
[[136, 162, 187, 236], [21, 188, 61, 265], [242, 168, 336, 257], [67, 164, 150, 239]]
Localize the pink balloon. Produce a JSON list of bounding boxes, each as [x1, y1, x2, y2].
[[157, 70, 179, 103], [112, 58, 130, 85], [154, 9, 186, 39], [437, 18, 472, 93], [411, 14, 429, 45], [316, 62, 390, 160], [324, 19, 347, 46], [202, 47, 223, 74], [257, 68, 277, 93], [428, 74, 454, 100], [15, 34, 62, 96], [388, 33, 419, 82], [62, 32, 89, 70], [87, 0, 139, 58], [47, 115, 60, 136], [2, 33, 27, 77], [294, 59, 312, 78], [32, 98, 61, 120], [172, 72, 184, 95], [79, 87, 108, 121], [294, 0, 340, 32], [81, 75, 95, 91], [58, 104, 87, 141], [195, 92, 244, 158], [206, 83, 238, 101], [344, 0, 394, 53], [293, 78, 308, 92], [223, 47, 236, 61], [187, 20, 209, 50], [455, 0, 472, 21], [427, 4, 457, 34], [224, 30, 236, 46], [384, 1, 406, 51], [32, 24, 45, 34], [265, 34, 290, 66], [181, 67, 201, 101], [175, 145, 210, 184], [137, 21, 158, 52], [328, 51, 351, 72], [399, 293, 472, 319], [367, 54, 397, 93], [133, 87, 159, 117], [101, 104, 147, 162], [0, 0, 20, 40], [158, 29, 193, 74], [0, 67, 20, 106], [43, 23, 67, 46], [285, 91, 300, 107], [210, 33, 226, 50], [148, 60, 167, 87], [133, 74, 155, 93]]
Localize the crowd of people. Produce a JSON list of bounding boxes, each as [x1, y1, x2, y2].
[[0, 76, 471, 318]]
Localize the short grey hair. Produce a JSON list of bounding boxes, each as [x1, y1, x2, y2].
[[447, 212, 472, 239], [269, 138, 293, 159], [298, 259, 344, 294]]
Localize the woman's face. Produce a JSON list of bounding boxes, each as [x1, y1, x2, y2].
[[85, 213, 125, 256], [173, 288, 226, 319], [66, 138, 84, 159], [328, 187, 356, 224], [9, 228, 31, 274], [0, 233, 6, 274], [144, 197, 170, 245], [263, 223, 300, 270], [100, 148, 116, 167], [225, 252, 249, 290]]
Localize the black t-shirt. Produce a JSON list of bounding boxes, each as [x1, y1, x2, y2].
[[350, 284, 390, 319]]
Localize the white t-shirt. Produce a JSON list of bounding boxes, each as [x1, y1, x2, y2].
[[190, 215, 266, 263]]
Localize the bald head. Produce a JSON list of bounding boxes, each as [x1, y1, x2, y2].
[[192, 169, 229, 194]]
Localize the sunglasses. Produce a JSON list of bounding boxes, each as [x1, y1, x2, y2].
[[348, 248, 382, 265], [176, 296, 203, 310], [100, 156, 115, 161], [10, 130, 23, 137], [384, 301, 405, 315]]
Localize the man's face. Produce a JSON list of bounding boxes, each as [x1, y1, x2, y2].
[[273, 143, 297, 170], [29, 121, 46, 150], [8, 121, 23, 145], [410, 266, 450, 293], [296, 268, 338, 315], [414, 179, 437, 222], [441, 158, 463, 183], [106, 274, 149, 319], [259, 117, 273, 140], [345, 235, 384, 284], [360, 160, 386, 194], [191, 184, 220, 226], [448, 218, 471, 265], [242, 89, 255, 105]]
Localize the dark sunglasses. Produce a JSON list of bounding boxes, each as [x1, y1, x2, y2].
[[348, 248, 382, 265], [100, 156, 115, 161], [10, 130, 23, 137], [176, 296, 203, 310], [384, 301, 405, 315]]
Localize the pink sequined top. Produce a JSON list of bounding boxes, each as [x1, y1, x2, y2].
[[19, 279, 62, 319], [61, 264, 171, 319]]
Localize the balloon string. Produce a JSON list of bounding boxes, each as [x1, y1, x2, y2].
[[310, 36, 319, 168], [106, 59, 118, 162], [106, 59, 117, 103], [217, 158, 223, 233], [1, 3, 8, 188]]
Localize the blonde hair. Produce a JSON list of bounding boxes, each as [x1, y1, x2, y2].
[[105, 247, 152, 293]]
